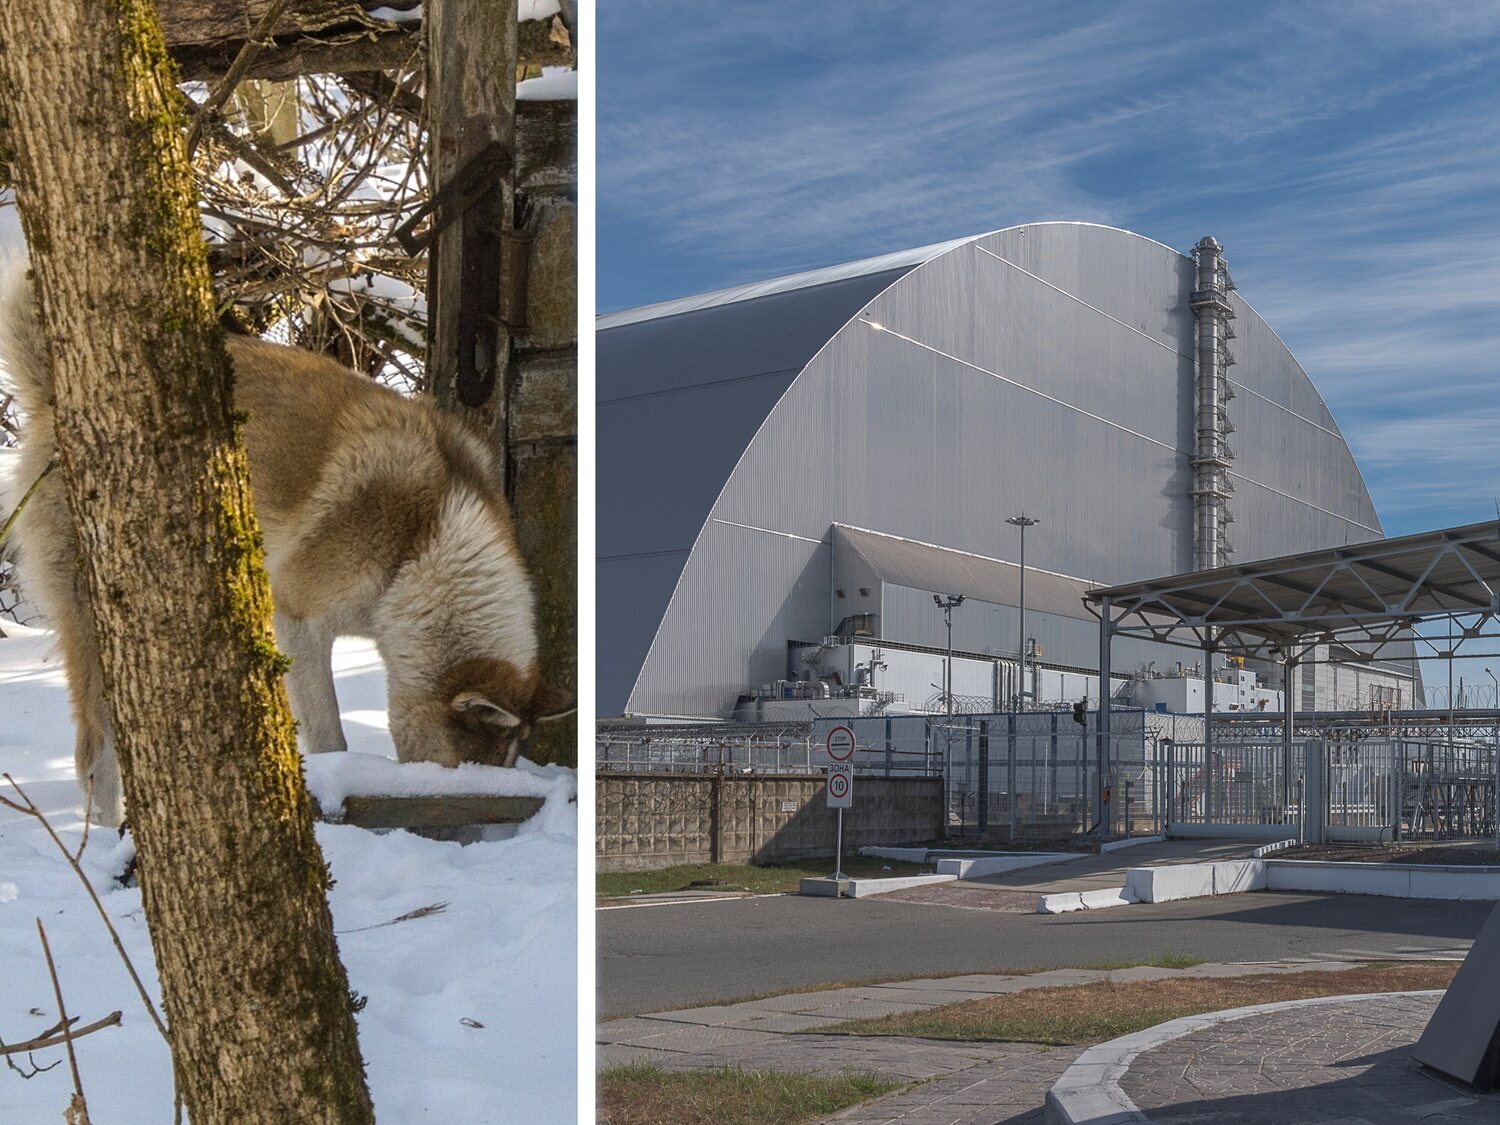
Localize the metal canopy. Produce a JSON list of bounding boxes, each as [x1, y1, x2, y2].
[[1085, 519, 1500, 662], [834, 524, 1098, 624]]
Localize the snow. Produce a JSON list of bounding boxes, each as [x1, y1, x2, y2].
[[518, 67, 578, 102], [367, 4, 423, 24], [367, 1, 561, 24], [0, 624, 576, 1122], [307, 751, 572, 809]]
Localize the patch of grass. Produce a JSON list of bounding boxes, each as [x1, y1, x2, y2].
[[813, 962, 1458, 1046], [597, 856, 931, 900], [1074, 952, 1207, 971], [597, 1063, 904, 1125]]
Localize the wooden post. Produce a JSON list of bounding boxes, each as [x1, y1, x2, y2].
[[425, 0, 518, 444], [425, 0, 575, 766]]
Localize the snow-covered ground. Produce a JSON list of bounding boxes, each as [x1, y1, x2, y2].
[[0, 623, 576, 1122]]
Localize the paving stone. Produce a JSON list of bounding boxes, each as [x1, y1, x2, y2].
[[1104, 966, 1181, 984], [600, 961, 1465, 1122], [1119, 993, 1500, 1123], [1017, 968, 1111, 987], [870, 975, 1027, 993]]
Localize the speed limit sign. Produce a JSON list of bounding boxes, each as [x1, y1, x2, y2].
[[827, 762, 853, 808]]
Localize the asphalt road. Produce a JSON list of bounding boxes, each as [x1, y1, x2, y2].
[[597, 891, 1493, 1017]]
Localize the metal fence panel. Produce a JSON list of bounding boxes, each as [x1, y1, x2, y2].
[[1163, 739, 1306, 829]]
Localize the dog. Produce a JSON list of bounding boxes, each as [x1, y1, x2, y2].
[[0, 266, 571, 826]]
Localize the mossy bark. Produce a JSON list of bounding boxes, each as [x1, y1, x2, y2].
[[0, 2, 374, 1120]]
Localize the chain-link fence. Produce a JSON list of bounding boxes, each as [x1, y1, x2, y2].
[[597, 710, 1153, 840], [819, 710, 1150, 839], [595, 715, 1500, 844]]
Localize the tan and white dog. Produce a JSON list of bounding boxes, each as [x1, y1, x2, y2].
[[0, 267, 570, 826]]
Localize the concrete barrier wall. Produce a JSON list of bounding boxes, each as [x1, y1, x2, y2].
[[1266, 860, 1500, 900], [596, 772, 945, 872], [1124, 858, 1500, 904]]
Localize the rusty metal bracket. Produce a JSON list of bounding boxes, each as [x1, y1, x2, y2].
[[393, 139, 512, 255]]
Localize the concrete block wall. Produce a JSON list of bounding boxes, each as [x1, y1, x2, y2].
[[596, 772, 944, 872]]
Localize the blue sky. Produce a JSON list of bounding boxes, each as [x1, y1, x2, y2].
[[598, 0, 1500, 547]]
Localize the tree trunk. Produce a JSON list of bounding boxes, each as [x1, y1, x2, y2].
[[0, 3, 374, 1122]]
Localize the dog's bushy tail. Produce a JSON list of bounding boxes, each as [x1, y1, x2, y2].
[[0, 258, 50, 425]]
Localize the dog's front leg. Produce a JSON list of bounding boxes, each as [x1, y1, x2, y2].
[[274, 611, 348, 753]]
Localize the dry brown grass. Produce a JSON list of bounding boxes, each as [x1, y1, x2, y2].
[[597, 1065, 902, 1125], [819, 961, 1458, 1046]]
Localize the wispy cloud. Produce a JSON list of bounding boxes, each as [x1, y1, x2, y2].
[[600, 1, 1500, 534]]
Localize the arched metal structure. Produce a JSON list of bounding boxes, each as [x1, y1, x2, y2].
[[598, 222, 1385, 719]]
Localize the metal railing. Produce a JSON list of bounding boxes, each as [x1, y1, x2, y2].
[[1162, 740, 1305, 828], [597, 719, 1498, 843]]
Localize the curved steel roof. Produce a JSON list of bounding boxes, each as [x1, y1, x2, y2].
[[598, 222, 1383, 718]]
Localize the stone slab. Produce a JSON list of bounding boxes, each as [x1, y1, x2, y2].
[[846, 873, 957, 898]]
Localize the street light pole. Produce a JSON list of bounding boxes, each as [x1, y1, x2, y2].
[[934, 594, 965, 715], [1007, 514, 1040, 709]]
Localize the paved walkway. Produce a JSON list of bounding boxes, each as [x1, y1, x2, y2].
[[870, 841, 1264, 914], [598, 959, 1375, 1124], [1119, 992, 1496, 1124]]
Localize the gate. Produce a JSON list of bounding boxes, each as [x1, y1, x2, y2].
[[928, 710, 1147, 840], [1163, 739, 1306, 832]]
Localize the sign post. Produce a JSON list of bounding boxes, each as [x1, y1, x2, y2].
[[826, 726, 855, 880]]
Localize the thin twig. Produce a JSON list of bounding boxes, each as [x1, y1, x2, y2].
[[0, 1033, 61, 1078], [186, 0, 292, 153], [0, 775, 169, 1041], [0, 1011, 122, 1057], [0, 456, 57, 550], [36, 919, 89, 1123], [71, 773, 94, 863]]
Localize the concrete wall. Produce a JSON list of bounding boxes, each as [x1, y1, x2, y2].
[[596, 772, 944, 872]]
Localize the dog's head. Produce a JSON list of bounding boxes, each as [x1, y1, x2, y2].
[[389, 657, 575, 768]]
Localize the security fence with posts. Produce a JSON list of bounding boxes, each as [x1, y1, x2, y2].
[[597, 709, 1500, 867]]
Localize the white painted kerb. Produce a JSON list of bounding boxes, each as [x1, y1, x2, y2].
[[845, 874, 957, 899], [1044, 990, 1444, 1125]]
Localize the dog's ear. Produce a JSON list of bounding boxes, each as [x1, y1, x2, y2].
[[530, 681, 576, 724], [451, 691, 523, 729]]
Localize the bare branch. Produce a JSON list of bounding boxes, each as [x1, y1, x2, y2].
[[0, 1011, 123, 1057], [187, 0, 291, 153], [1, 775, 169, 1043], [0, 456, 58, 551], [72, 772, 94, 863], [36, 919, 89, 1123]]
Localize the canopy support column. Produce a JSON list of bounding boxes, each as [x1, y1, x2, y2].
[[1097, 597, 1112, 835], [1204, 637, 1216, 824], [1283, 654, 1296, 820]]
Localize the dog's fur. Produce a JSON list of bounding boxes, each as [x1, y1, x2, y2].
[[0, 268, 569, 826]]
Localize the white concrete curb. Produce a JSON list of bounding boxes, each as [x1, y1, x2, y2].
[[845, 873, 957, 899], [1266, 860, 1500, 900], [1044, 989, 1444, 1124], [937, 853, 1080, 879], [1038, 887, 1139, 914], [1100, 835, 1164, 853]]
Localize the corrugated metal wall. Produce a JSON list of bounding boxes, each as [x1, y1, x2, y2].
[[599, 223, 1385, 718]]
